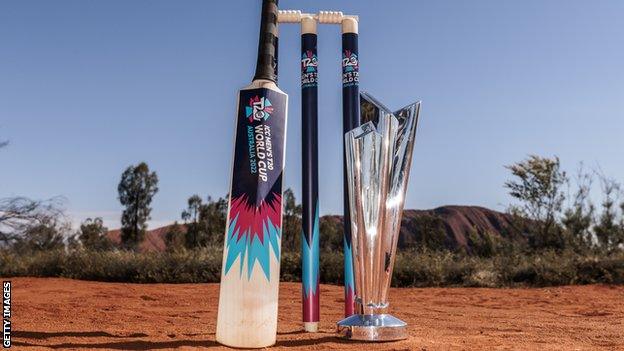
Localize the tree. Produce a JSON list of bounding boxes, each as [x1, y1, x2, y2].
[[0, 197, 65, 249], [562, 166, 594, 252], [78, 217, 112, 251], [281, 189, 302, 253], [182, 195, 206, 248], [401, 214, 447, 251], [12, 215, 67, 252], [198, 195, 228, 246], [182, 195, 202, 223], [319, 217, 342, 251], [620, 201, 624, 245], [165, 221, 185, 252], [117, 162, 158, 250], [505, 155, 567, 250], [594, 176, 623, 252], [468, 228, 501, 257], [179, 194, 228, 249]]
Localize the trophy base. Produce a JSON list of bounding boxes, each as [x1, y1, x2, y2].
[[336, 314, 408, 341]]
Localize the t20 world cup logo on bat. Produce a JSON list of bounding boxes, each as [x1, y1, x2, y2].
[[226, 89, 286, 282], [245, 96, 274, 123]]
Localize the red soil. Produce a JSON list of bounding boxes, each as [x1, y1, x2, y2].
[[7, 278, 624, 350]]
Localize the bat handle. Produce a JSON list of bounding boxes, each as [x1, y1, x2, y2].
[[253, 0, 279, 83]]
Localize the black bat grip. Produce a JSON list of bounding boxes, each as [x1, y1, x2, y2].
[[253, 0, 279, 83]]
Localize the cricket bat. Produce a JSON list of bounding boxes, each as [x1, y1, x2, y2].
[[216, 0, 287, 348]]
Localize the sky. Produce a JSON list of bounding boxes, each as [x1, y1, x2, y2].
[[1, 0, 623, 229]]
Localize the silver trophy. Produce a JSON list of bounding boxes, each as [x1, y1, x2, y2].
[[337, 92, 421, 341]]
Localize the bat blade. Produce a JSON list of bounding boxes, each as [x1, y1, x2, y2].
[[216, 81, 288, 349]]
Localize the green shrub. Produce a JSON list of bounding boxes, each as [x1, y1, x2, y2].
[[1, 247, 622, 287]]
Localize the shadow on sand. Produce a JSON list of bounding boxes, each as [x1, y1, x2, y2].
[[13, 329, 364, 349], [12, 330, 217, 350], [13, 339, 219, 350]]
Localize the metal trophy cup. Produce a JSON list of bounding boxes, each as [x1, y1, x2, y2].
[[337, 92, 421, 341]]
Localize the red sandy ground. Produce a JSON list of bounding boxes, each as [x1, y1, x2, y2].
[[6, 278, 624, 350]]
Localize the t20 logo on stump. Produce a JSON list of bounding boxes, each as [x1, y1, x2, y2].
[[342, 50, 359, 87], [245, 96, 274, 122], [301, 50, 318, 88], [301, 50, 318, 73], [342, 50, 359, 72]]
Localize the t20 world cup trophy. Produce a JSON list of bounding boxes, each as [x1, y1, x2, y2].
[[337, 92, 421, 341]]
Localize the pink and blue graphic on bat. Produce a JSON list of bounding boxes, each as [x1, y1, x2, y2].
[[245, 95, 274, 123], [224, 192, 282, 281]]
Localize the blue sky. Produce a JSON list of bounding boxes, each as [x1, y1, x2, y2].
[[1, 0, 623, 229]]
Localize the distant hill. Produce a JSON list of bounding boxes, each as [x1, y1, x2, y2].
[[107, 225, 185, 252], [108, 206, 516, 253], [402, 206, 516, 249], [319, 206, 517, 251]]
